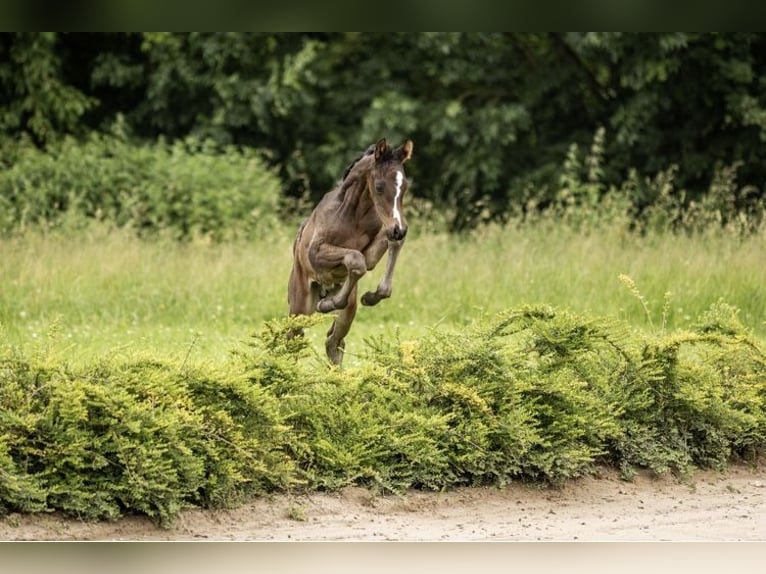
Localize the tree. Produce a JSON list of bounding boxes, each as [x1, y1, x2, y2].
[[0, 33, 95, 146], [572, 32, 766, 204], [2, 32, 766, 231]]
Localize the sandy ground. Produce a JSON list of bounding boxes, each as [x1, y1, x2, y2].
[[2, 464, 765, 542]]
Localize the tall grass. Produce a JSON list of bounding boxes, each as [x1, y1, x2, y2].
[[401, 222, 766, 335], [1, 219, 764, 365], [0, 226, 291, 364]]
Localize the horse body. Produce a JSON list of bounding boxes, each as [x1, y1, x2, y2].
[[288, 138, 414, 364]]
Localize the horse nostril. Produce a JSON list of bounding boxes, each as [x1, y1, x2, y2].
[[389, 225, 407, 241]]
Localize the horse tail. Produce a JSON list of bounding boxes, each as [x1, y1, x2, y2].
[[293, 218, 309, 255]]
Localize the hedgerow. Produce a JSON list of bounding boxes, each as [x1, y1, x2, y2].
[[1, 304, 764, 526]]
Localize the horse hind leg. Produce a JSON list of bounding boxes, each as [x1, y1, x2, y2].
[[287, 265, 319, 338], [325, 285, 358, 365]]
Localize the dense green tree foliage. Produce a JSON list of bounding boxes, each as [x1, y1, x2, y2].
[[2, 32, 766, 230]]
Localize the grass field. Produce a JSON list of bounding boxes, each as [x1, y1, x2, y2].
[[1, 219, 764, 366]]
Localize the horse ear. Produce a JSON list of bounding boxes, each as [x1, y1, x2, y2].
[[374, 138, 388, 161], [397, 139, 414, 162]]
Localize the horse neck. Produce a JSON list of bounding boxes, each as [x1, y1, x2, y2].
[[338, 166, 376, 221]]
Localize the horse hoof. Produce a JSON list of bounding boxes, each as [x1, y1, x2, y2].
[[361, 292, 379, 306], [317, 299, 336, 313], [326, 341, 344, 365]]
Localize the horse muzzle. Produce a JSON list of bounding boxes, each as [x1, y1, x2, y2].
[[387, 223, 408, 241]]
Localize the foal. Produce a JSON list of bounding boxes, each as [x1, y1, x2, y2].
[[288, 138, 414, 364]]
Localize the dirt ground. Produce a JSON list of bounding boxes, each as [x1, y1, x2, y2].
[[2, 464, 764, 541]]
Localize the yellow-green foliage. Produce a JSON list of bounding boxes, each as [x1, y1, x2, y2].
[[2, 304, 765, 526], [0, 349, 295, 526]]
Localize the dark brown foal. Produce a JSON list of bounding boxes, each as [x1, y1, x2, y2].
[[288, 138, 413, 364]]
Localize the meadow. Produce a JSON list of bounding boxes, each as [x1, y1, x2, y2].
[[2, 218, 764, 366]]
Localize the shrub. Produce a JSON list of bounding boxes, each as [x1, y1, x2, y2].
[[0, 304, 764, 525], [0, 130, 282, 240], [0, 351, 296, 526]]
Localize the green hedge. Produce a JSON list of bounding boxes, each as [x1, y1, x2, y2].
[[0, 133, 282, 240], [1, 305, 765, 526]]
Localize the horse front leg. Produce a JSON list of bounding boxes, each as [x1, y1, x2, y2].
[[310, 244, 367, 313], [361, 239, 404, 307]]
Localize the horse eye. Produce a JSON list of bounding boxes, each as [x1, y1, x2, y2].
[[374, 181, 385, 193]]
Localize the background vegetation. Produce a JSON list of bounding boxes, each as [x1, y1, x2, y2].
[[1, 33, 765, 526], [3, 32, 766, 231]]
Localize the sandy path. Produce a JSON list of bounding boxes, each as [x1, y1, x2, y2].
[[1, 464, 764, 541]]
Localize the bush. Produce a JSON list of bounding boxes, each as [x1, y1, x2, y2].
[[1, 304, 764, 526], [0, 130, 282, 240], [0, 352, 296, 526]]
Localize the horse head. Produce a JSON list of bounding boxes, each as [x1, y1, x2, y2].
[[367, 138, 414, 242]]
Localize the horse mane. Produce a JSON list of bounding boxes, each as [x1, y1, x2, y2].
[[341, 144, 375, 181]]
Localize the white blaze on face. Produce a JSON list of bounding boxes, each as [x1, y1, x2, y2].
[[393, 170, 404, 226]]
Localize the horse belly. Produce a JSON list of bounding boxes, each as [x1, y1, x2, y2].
[[314, 267, 347, 291]]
